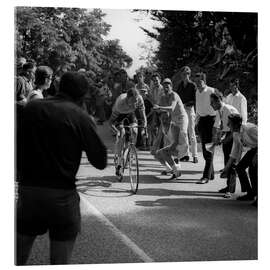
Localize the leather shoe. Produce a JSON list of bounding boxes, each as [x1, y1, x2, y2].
[[251, 197, 257, 207], [218, 187, 228, 193], [236, 194, 254, 201], [174, 158, 179, 164], [169, 170, 181, 180], [180, 156, 189, 162], [193, 157, 198, 163], [197, 177, 209, 184]]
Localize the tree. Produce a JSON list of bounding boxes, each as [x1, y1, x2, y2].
[[100, 39, 133, 73], [136, 10, 257, 77], [15, 7, 132, 79]]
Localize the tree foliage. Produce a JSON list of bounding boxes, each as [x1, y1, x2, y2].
[[138, 10, 257, 78], [15, 7, 133, 78]]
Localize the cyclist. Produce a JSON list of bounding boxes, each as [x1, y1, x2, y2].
[[109, 88, 147, 176]]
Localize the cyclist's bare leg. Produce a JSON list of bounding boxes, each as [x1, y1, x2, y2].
[[130, 125, 138, 145], [115, 127, 125, 166]]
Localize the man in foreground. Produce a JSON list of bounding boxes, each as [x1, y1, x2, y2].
[[16, 72, 107, 265]]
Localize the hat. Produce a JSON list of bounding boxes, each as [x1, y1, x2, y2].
[[162, 78, 172, 85]]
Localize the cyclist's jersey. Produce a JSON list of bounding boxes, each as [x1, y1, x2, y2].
[[110, 93, 146, 126]]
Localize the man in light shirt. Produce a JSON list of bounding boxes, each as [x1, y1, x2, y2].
[[225, 78, 247, 124], [194, 72, 216, 184], [220, 113, 257, 206], [210, 90, 239, 198]]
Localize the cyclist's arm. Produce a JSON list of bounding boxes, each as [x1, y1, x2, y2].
[[109, 110, 120, 134]]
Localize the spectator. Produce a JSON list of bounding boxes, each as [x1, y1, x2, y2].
[[175, 66, 198, 163], [135, 71, 150, 95], [16, 57, 26, 75], [220, 113, 257, 206], [225, 78, 248, 124], [138, 87, 153, 150], [152, 111, 182, 179], [112, 69, 134, 105], [16, 72, 107, 265], [153, 78, 189, 163], [147, 72, 164, 146], [210, 90, 239, 198], [27, 66, 53, 101], [95, 81, 109, 125], [149, 72, 163, 106], [135, 72, 150, 148], [16, 62, 36, 105], [194, 72, 216, 184]]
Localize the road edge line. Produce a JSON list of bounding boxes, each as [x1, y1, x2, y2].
[[79, 193, 154, 263]]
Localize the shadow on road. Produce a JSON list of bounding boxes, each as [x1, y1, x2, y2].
[[134, 195, 257, 212]]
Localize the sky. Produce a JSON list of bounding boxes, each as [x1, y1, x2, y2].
[[102, 9, 161, 76]]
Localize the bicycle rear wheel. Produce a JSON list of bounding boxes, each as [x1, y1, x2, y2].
[[127, 145, 139, 194]]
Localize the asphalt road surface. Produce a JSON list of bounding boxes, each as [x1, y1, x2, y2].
[[26, 121, 257, 265]]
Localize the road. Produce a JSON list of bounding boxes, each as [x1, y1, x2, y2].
[[26, 121, 257, 265]]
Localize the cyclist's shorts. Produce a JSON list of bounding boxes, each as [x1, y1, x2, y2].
[[16, 186, 81, 241], [113, 113, 137, 128]]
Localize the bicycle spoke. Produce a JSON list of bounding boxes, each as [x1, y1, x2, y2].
[[128, 145, 139, 194]]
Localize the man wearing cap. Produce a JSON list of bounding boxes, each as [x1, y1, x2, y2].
[[175, 66, 198, 163], [194, 72, 216, 184], [153, 78, 189, 177], [16, 72, 107, 265]]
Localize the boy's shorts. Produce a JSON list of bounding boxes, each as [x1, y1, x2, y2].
[[16, 186, 81, 241]]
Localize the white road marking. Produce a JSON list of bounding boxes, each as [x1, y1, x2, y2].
[[79, 193, 154, 263]]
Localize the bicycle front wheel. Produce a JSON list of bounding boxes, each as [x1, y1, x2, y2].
[[127, 145, 139, 194]]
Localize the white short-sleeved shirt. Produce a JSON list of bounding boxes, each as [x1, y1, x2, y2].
[[196, 86, 216, 117]]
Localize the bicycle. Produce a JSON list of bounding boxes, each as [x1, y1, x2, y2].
[[113, 122, 146, 194]]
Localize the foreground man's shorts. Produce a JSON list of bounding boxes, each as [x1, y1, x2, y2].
[[16, 186, 81, 241]]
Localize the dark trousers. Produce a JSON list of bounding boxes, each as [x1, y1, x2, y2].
[[236, 147, 258, 197], [96, 97, 106, 122], [222, 132, 236, 193], [197, 115, 216, 179]]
